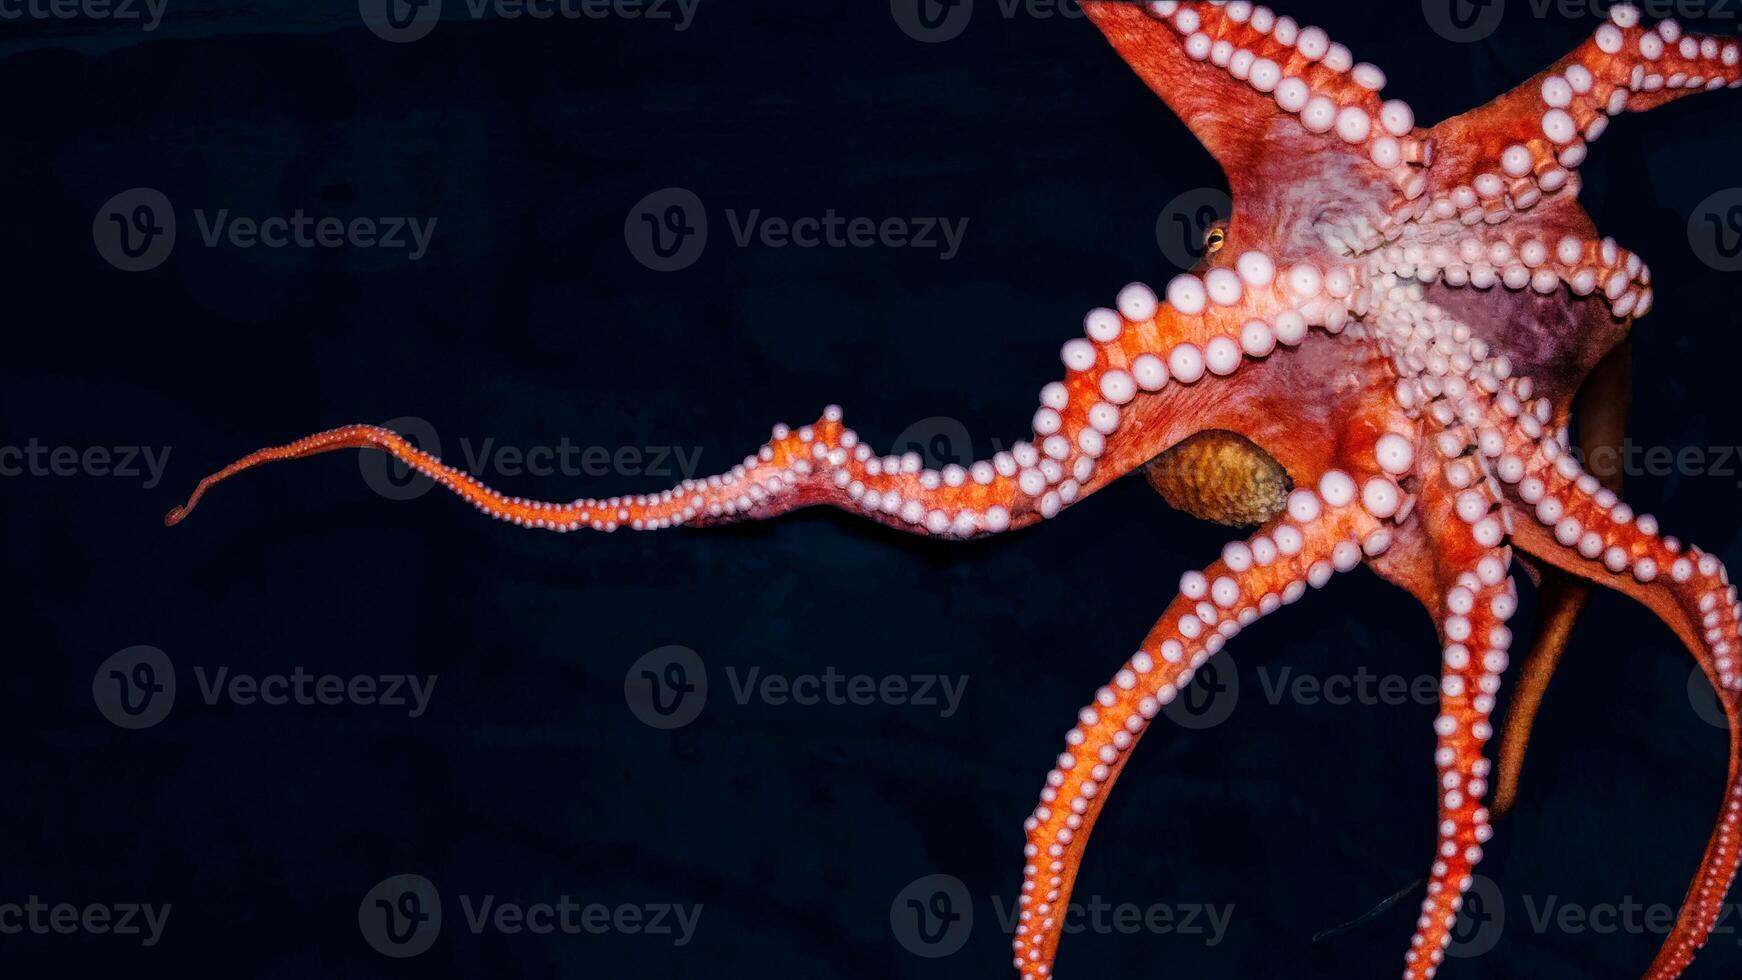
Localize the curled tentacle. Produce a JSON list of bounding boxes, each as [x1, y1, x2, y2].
[[1015, 478, 1387, 978], [166, 268, 1357, 536]]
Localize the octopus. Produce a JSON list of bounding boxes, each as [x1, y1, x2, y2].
[[164, 2, 1742, 977]]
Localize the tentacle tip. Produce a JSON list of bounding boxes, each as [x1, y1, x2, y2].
[[164, 504, 190, 527]]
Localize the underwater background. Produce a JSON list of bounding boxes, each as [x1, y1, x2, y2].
[[3, 0, 1742, 976]]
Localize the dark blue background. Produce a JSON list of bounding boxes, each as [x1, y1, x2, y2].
[[4, 0, 1742, 976]]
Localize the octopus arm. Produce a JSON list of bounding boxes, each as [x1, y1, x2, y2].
[[164, 270, 1352, 537], [1367, 288, 1741, 976], [1012, 486, 1385, 979], [1438, 309, 1742, 974], [1413, 217, 1656, 322], [1496, 343, 1631, 817], [1083, 2, 1432, 205], [1396, 454, 1518, 979], [1504, 472, 1741, 979], [1415, 10, 1742, 232]]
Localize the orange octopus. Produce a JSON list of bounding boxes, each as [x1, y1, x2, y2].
[[167, 3, 1741, 976]]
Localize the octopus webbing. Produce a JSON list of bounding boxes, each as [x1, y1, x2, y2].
[[164, 2, 1742, 977]]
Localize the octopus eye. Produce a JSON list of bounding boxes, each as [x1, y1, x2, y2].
[[1204, 225, 1228, 255]]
